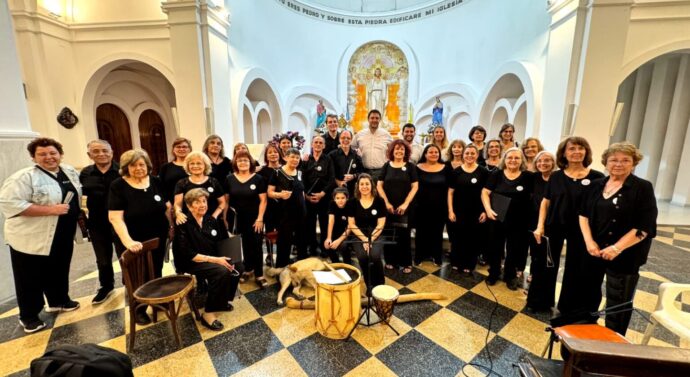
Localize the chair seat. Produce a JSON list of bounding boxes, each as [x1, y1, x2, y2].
[[554, 324, 630, 344], [134, 275, 194, 305]]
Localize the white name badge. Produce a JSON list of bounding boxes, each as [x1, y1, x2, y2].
[[316, 166, 322, 171], [208, 187, 214, 193], [613, 197, 618, 205], [582, 179, 591, 186], [250, 184, 256, 190], [402, 166, 407, 171], [471, 178, 478, 184], [341, 216, 347, 221], [372, 209, 378, 215], [352, 163, 357, 168], [516, 186, 524, 192], [154, 195, 162, 202], [298, 171, 302, 181], [211, 229, 217, 236]]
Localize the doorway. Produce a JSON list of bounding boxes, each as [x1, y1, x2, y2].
[[96, 103, 133, 162]]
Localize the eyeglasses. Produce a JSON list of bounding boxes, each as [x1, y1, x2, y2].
[[174, 145, 190, 149], [607, 159, 633, 165]]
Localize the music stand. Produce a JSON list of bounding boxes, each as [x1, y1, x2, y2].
[[343, 227, 400, 340]]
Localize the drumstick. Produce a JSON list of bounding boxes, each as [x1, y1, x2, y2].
[[346, 159, 353, 175], [323, 262, 349, 284]]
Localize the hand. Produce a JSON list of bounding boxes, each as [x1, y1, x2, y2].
[[362, 242, 370, 254], [533, 227, 544, 244], [486, 209, 498, 221], [448, 212, 456, 222], [253, 219, 263, 233], [586, 240, 601, 257], [307, 194, 319, 204], [385, 202, 395, 214], [211, 256, 235, 271], [600, 246, 621, 261], [324, 238, 332, 249], [343, 174, 354, 182], [302, 153, 310, 162], [396, 203, 408, 215], [331, 237, 343, 249], [478, 212, 487, 223], [125, 240, 143, 253], [52, 204, 70, 215], [281, 191, 292, 200], [175, 211, 188, 225]]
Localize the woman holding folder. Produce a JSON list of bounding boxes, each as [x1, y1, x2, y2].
[[481, 147, 534, 289]]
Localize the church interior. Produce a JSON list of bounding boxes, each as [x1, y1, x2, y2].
[[1, 0, 690, 376]]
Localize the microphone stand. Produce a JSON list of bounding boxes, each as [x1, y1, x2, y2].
[[344, 226, 399, 340]]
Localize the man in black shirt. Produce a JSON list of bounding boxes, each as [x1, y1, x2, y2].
[[323, 114, 340, 155], [79, 140, 120, 305], [302, 136, 335, 257]]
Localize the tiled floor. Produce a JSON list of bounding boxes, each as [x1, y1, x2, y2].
[[1, 226, 689, 377]]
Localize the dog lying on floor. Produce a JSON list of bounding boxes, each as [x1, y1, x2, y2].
[[266, 257, 328, 305]]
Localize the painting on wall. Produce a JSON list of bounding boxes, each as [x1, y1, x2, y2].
[[347, 41, 408, 134]]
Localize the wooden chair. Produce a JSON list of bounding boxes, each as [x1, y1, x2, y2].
[[120, 238, 200, 351]]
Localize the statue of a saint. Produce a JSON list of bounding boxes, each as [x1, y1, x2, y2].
[[367, 67, 387, 113], [432, 96, 443, 125], [315, 99, 326, 128]]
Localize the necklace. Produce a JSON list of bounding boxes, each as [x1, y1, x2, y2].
[[604, 182, 622, 196]]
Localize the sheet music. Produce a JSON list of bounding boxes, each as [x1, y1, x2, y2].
[[313, 269, 352, 285]]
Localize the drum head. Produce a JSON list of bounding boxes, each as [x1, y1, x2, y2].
[[372, 284, 399, 301]]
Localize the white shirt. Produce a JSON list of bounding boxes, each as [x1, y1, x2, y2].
[[351, 127, 392, 170], [409, 142, 424, 164], [0, 164, 82, 255]]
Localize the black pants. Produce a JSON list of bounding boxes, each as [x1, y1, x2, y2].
[[353, 241, 384, 294], [114, 234, 167, 279], [583, 257, 640, 335], [237, 213, 264, 277], [183, 261, 243, 312], [556, 229, 590, 315], [384, 222, 412, 267], [450, 219, 483, 270], [526, 228, 564, 310], [487, 220, 529, 282], [10, 224, 76, 321], [305, 198, 329, 255], [89, 223, 115, 290], [276, 212, 307, 267], [414, 214, 445, 265], [327, 242, 352, 265]]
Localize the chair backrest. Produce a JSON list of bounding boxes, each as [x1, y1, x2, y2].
[[120, 238, 160, 298]]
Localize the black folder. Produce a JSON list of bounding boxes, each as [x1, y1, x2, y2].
[[490, 193, 511, 223], [217, 236, 243, 262]]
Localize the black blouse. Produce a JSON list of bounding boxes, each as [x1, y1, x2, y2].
[[449, 165, 489, 222], [329, 200, 349, 238], [484, 170, 535, 227], [323, 131, 341, 155], [579, 175, 657, 272], [416, 165, 450, 213], [300, 154, 335, 195], [347, 197, 387, 237], [209, 157, 232, 189], [329, 148, 363, 194], [108, 176, 169, 241], [173, 215, 229, 272], [544, 169, 605, 229], [379, 161, 418, 207], [227, 174, 266, 218], [268, 168, 306, 215], [158, 162, 187, 203], [174, 177, 225, 216]]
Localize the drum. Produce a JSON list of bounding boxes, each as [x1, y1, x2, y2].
[[314, 263, 362, 339], [372, 284, 400, 323]]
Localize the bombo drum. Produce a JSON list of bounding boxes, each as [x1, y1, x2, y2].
[[314, 263, 361, 339], [372, 284, 400, 323]]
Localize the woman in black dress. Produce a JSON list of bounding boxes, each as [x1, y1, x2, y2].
[[415, 144, 450, 266], [257, 143, 282, 233], [448, 144, 488, 273], [481, 147, 534, 289], [174, 188, 242, 331], [203, 135, 232, 184], [159, 137, 192, 203], [227, 151, 268, 287], [268, 148, 307, 266], [173, 152, 226, 226], [469, 125, 487, 166], [109, 149, 172, 324], [484, 139, 502, 172], [525, 151, 557, 312], [533, 136, 604, 315], [376, 139, 418, 273], [347, 174, 387, 294], [445, 139, 465, 171], [579, 142, 657, 335]]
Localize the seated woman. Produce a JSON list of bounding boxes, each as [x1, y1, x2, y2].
[[174, 188, 243, 331], [347, 174, 387, 295]]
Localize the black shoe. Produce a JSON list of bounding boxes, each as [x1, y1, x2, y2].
[[507, 278, 519, 291], [486, 277, 498, 286], [135, 309, 151, 325], [46, 300, 80, 313], [92, 287, 114, 305], [19, 318, 46, 334], [200, 317, 224, 331]]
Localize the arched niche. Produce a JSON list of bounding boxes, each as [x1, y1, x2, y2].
[[449, 112, 472, 141], [236, 73, 282, 143], [490, 107, 509, 135], [243, 105, 254, 144], [347, 41, 409, 133], [288, 112, 308, 137], [96, 103, 132, 160], [256, 108, 273, 144]]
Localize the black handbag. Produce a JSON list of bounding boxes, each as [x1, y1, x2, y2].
[[219, 208, 244, 265], [31, 344, 133, 377]]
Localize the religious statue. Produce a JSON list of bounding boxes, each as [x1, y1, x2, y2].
[[432, 97, 443, 125], [315, 99, 326, 128], [367, 67, 387, 113]]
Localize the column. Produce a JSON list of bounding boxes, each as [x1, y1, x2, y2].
[[624, 64, 652, 146], [636, 56, 680, 183], [570, 0, 634, 165], [656, 55, 690, 200], [671, 117, 690, 206], [0, 1, 38, 301], [611, 70, 635, 143]]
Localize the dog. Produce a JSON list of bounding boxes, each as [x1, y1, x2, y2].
[[266, 257, 328, 305]]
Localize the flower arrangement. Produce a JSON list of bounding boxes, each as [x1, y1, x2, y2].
[[271, 131, 306, 150]]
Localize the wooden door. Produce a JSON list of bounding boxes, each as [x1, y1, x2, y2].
[[96, 104, 133, 162], [138, 109, 167, 175]]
